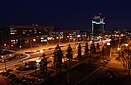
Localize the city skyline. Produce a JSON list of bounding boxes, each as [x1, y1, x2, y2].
[[0, 0, 131, 30]]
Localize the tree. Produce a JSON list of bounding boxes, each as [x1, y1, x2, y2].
[[65, 44, 73, 85], [91, 43, 96, 54], [96, 43, 100, 51], [53, 44, 63, 69], [77, 44, 82, 60], [39, 57, 47, 73], [84, 43, 89, 56], [66, 44, 73, 59], [40, 52, 46, 59]]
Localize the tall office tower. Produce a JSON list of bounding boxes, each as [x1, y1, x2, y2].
[[92, 13, 105, 41]]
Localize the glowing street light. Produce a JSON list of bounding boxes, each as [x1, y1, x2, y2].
[[33, 39, 36, 42], [107, 42, 111, 60], [11, 45, 13, 47], [19, 46, 22, 48], [125, 44, 128, 47], [117, 48, 121, 51], [4, 44, 6, 46], [40, 50, 44, 53], [117, 47, 121, 60]]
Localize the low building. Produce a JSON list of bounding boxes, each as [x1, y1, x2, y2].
[[0, 25, 81, 48]]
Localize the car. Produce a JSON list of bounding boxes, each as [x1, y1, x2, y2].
[[16, 61, 36, 71]]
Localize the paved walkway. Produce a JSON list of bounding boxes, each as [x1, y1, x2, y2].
[[106, 58, 125, 70], [105, 57, 131, 85]]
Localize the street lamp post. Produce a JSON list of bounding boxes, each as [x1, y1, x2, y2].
[[107, 42, 111, 61]]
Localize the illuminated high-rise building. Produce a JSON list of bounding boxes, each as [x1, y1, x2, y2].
[[92, 13, 105, 40]]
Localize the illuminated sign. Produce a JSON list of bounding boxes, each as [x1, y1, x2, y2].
[[92, 21, 105, 24]]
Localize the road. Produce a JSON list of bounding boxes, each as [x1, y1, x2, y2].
[[0, 41, 86, 71], [0, 39, 125, 85], [0, 39, 111, 74]]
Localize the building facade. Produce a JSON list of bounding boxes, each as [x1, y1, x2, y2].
[[0, 25, 81, 48], [92, 13, 105, 41]]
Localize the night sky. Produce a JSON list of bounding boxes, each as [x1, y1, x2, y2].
[[0, 0, 131, 30]]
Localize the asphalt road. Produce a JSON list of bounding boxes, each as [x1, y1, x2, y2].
[[0, 41, 86, 72]]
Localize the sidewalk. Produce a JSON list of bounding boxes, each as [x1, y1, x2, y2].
[[105, 57, 131, 85], [106, 58, 125, 70]]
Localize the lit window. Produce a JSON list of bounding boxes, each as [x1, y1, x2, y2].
[[41, 38, 44, 39], [23, 30, 27, 32], [10, 28, 17, 34], [33, 39, 36, 42], [11, 40, 16, 44], [41, 40, 47, 42], [29, 30, 32, 32], [10, 33, 15, 34], [23, 32, 25, 34]]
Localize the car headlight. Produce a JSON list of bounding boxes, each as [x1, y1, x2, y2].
[[40, 50, 44, 53]]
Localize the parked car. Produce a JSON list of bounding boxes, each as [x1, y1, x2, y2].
[[16, 61, 36, 71]]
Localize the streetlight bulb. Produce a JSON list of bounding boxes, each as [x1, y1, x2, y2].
[[4, 44, 6, 46], [125, 44, 128, 47], [33, 39, 36, 42], [40, 50, 44, 53], [117, 48, 121, 51]]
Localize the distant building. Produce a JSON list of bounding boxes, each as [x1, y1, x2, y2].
[[0, 25, 57, 48], [92, 13, 105, 41], [54, 29, 80, 43], [0, 25, 81, 48]]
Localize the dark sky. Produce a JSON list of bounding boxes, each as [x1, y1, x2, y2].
[[0, 0, 131, 30]]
